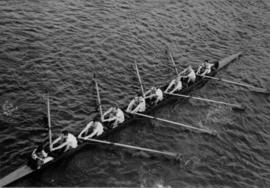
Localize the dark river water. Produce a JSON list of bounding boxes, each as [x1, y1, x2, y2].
[[0, 0, 270, 187]]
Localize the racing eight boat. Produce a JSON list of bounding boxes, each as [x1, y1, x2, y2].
[[0, 52, 242, 187]]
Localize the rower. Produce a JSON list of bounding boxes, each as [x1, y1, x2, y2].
[[31, 144, 53, 169], [181, 65, 196, 83], [144, 87, 163, 104], [102, 106, 125, 128], [126, 94, 146, 113], [78, 116, 104, 139], [164, 75, 183, 94], [50, 130, 78, 152], [196, 60, 214, 76]]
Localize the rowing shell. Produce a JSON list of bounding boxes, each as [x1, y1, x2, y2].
[[0, 52, 242, 187]]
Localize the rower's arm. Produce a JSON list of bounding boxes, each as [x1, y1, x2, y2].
[[78, 124, 90, 139], [126, 100, 135, 112], [170, 87, 178, 94], [102, 107, 112, 120], [84, 128, 98, 139], [51, 137, 61, 147], [32, 149, 42, 161], [165, 80, 175, 93], [144, 89, 151, 96], [170, 82, 182, 94], [131, 103, 143, 114], [51, 142, 68, 151], [32, 153, 43, 161], [144, 93, 155, 99], [103, 116, 116, 122], [196, 66, 202, 74]]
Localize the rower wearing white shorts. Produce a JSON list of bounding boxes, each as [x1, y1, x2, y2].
[[164, 75, 183, 94], [51, 130, 78, 152], [145, 87, 163, 104], [78, 116, 104, 139], [185, 66, 196, 83], [126, 95, 146, 113], [103, 106, 125, 128]]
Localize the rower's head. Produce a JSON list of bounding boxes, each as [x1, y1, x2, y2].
[[151, 86, 156, 91], [203, 60, 209, 66], [110, 106, 117, 114], [93, 115, 100, 122], [62, 130, 69, 138], [36, 144, 44, 152], [135, 93, 141, 101]]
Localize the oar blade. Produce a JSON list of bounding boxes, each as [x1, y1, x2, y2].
[[232, 104, 246, 111], [251, 87, 270, 94]]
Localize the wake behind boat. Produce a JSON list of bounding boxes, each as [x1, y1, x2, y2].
[[0, 52, 242, 187]]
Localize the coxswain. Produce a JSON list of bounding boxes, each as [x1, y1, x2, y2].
[[50, 130, 78, 152], [102, 106, 125, 128], [196, 60, 214, 76], [126, 94, 146, 113], [144, 87, 163, 104], [164, 75, 183, 94], [78, 116, 104, 139], [31, 144, 53, 169]]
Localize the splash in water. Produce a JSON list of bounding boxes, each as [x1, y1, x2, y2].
[[205, 105, 232, 124], [2, 100, 18, 116], [140, 178, 172, 188]]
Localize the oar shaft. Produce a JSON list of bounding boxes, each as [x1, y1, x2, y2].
[[46, 96, 52, 150], [169, 50, 179, 75], [85, 138, 178, 157], [94, 79, 103, 118], [131, 112, 213, 134], [200, 75, 267, 92], [134, 61, 145, 97], [165, 92, 242, 108]]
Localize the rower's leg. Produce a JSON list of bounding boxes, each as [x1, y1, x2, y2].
[[64, 145, 70, 152], [112, 120, 119, 128], [37, 160, 43, 169], [43, 156, 54, 164], [155, 98, 160, 105]]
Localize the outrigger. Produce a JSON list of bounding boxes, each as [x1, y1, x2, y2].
[[0, 52, 244, 187]]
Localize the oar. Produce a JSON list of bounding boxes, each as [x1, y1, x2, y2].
[[46, 95, 53, 151], [199, 74, 269, 94], [168, 49, 179, 75], [81, 138, 181, 159], [164, 92, 245, 110], [93, 76, 103, 119], [134, 61, 145, 97], [129, 112, 215, 135]]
